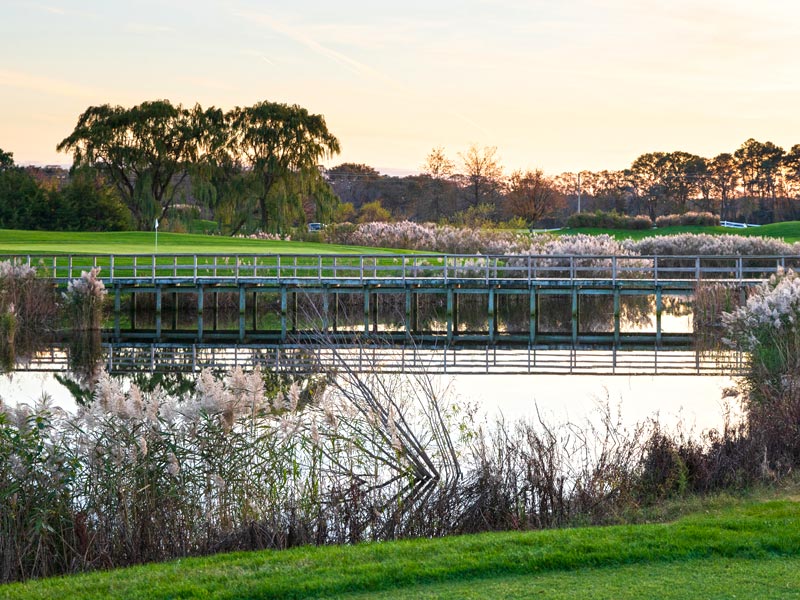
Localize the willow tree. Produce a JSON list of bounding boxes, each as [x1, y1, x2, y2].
[[227, 101, 340, 233], [57, 100, 222, 229]]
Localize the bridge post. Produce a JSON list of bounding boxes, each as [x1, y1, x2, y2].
[[252, 291, 258, 331], [171, 292, 178, 331], [446, 287, 454, 343], [280, 286, 287, 341], [529, 285, 537, 345], [333, 292, 339, 333], [405, 288, 412, 339], [322, 286, 329, 333], [453, 289, 459, 337], [213, 292, 219, 331], [155, 287, 162, 339], [130, 290, 137, 330], [571, 286, 578, 344], [613, 286, 620, 347], [363, 289, 370, 335], [371, 292, 379, 333], [197, 285, 204, 341], [488, 287, 495, 343], [291, 292, 298, 333], [239, 285, 246, 342], [113, 285, 121, 339], [656, 286, 663, 347]]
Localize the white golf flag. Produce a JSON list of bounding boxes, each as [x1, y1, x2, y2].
[[155, 218, 159, 230]]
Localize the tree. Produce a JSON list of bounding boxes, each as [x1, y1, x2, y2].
[[227, 101, 340, 233], [326, 163, 382, 209], [734, 138, 785, 221], [57, 100, 218, 229], [505, 169, 561, 229], [0, 168, 44, 229], [0, 148, 13, 170], [421, 147, 457, 220], [56, 167, 131, 231], [457, 145, 503, 208], [706, 153, 739, 220], [630, 152, 669, 218], [422, 146, 454, 180], [783, 144, 800, 202], [357, 200, 391, 223], [333, 201, 356, 223]]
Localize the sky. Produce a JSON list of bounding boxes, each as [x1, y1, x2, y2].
[[2, 0, 800, 175]]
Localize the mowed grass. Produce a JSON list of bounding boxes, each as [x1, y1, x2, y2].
[[0, 230, 409, 256], [2, 499, 799, 600], [559, 221, 800, 243]]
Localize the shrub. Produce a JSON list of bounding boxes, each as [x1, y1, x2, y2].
[[655, 212, 720, 227], [567, 210, 653, 230], [626, 233, 798, 256]]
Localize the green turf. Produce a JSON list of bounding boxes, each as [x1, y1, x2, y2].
[[337, 556, 800, 599], [559, 221, 800, 242], [0, 230, 410, 256], [2, 499, 798, 599]]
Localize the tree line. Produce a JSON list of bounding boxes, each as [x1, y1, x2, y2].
[[328, 139, 800, 227], [3, 99, 800, 234], [0, 154, 130, 232]]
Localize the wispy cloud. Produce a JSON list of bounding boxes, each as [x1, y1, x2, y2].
[[234, 11, 401, 88], [125, 22, 175, 34], [0, 69, 100, 99], [240, 49, 276, 66]]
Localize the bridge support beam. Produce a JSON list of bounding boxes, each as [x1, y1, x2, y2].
[[446, 288, 454, 343], [155, 287, 162, 339], [333, 292, 339, 332], [291, 292, 298, 333], [372, 292, 379, 333], [197, 286, 204, 341], [113, 286, 121, 338], [171, 292, 178, 331], [571, 287, 578, 344], [405, 288, 412, 339], [613, 286, 620, 347], [656, 286, 663, 347], [280, 287, 287, 341], [453, 290, 459, 337], [363, 289, 370, 335], [322, 287, 329, 333], [529, 286, 537, 345], [238, 285, 246, 342], [488, 287, 495, 343]]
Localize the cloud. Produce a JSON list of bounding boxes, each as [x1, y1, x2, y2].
[[125, 22, 176, 34], [233, 11, 400, 87], [0, 69, 100, 99]]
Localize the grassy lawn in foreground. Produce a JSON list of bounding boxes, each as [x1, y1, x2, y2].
[[2, 499, 798, 600], [0, 230, 409, 256], [558, 221, 800, 243]]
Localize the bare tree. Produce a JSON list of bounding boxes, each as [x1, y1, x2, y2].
[[421, 147, 457, 220], [457, 144, 503, 208], [505, 169, 562, 229]]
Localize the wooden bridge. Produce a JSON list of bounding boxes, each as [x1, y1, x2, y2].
[[7, 252, 798, 347]]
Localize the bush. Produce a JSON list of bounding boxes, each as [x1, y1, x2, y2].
[[655, 212, 720, 228], [567, 210, 653, 230]]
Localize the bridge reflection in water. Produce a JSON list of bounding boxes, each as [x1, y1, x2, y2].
[[21, 336, 743, 377]]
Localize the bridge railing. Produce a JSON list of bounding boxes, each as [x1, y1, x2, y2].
[[4, 253, 800, 284]]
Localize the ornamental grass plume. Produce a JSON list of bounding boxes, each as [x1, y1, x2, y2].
[[63, 267, 107, 330], [722, 268, 800, 397]]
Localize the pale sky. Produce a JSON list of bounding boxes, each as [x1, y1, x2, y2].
[[2, 0, 800, 174]]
